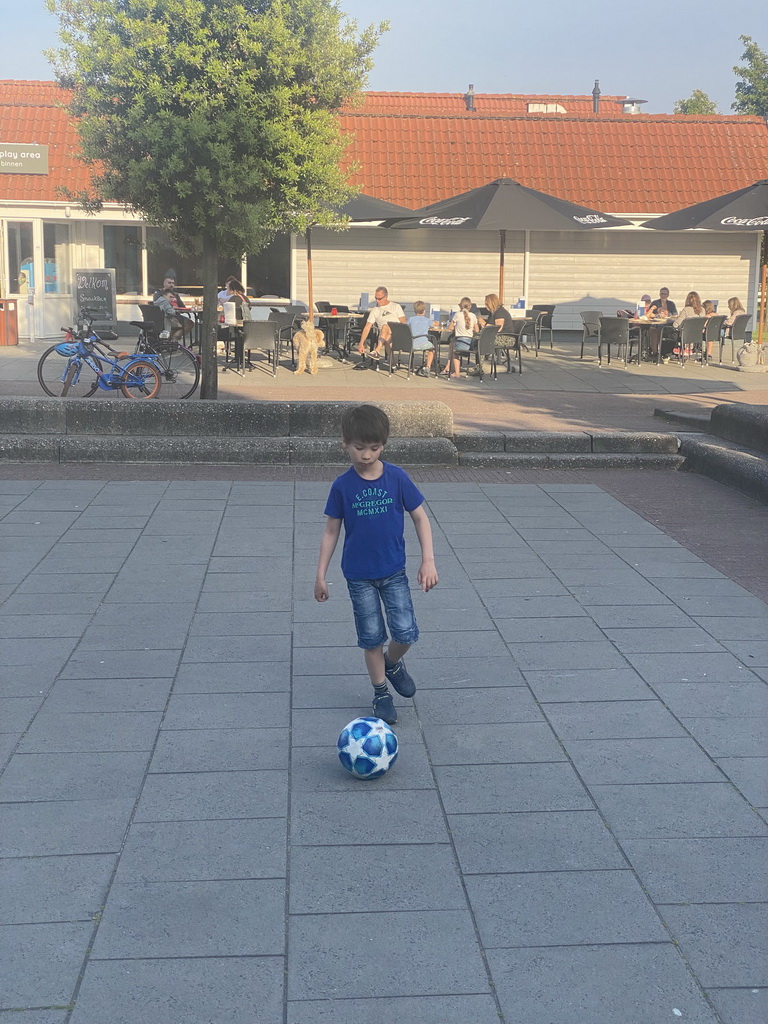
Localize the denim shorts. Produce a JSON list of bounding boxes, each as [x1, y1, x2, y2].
[[347, 569, 419, 650], [453, 337, 473, 352]]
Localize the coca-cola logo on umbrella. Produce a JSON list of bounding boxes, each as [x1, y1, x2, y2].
[[721, 216, 768, 227], [419, 216, 472, 226]]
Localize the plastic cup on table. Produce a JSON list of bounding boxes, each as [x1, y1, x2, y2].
[[331, 307, 338, 316]]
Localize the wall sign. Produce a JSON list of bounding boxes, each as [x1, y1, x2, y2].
[[0, 144, 49, 174], [74, 269, 117, 323]]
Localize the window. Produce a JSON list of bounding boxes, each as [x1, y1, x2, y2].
[[6, 221, 34, 293], [43, 223, 71, 294], [103, 225, 143, 294]]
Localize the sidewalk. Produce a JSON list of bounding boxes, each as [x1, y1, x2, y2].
[[2, 338, 766, 432], [1, 471, 766, 1024]]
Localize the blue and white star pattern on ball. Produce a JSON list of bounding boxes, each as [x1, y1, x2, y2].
[[337, 716, 398, 779]]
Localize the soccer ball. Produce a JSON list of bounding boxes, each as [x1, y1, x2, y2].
[[337, 717, 398, 780]]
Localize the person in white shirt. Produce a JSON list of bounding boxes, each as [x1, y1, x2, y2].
[[355, 286, 406, 369]]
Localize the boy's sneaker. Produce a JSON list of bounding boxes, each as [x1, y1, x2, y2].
[[384, 658, 416, 697], [372, 689, 397, 725]]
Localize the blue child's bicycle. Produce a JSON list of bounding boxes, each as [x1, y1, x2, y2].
[[37, 309, 163, 399]]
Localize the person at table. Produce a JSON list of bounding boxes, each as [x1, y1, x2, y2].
[[219, 277, 252, 311], [443, 297, 478, 378], [724, 296, 746, 333], [407, 301, 436, 377], [355, 286, 406, 369], [152, 273, 186, 308], [648, 287, 677, 318], [154, 287, 188, 342], [672, 291, 704, 329]]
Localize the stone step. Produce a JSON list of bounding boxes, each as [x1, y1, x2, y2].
[[458, 452, 684, 470], [653, 407, 711, 430], [454, 430, 680, 455], [680, 435, 768, 503]]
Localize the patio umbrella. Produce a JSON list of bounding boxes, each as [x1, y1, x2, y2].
[[304, 194, 416, 313], [642, 180, 768, 344], [384, 178, 631, 302]]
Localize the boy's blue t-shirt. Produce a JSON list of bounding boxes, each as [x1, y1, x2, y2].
[[324, 462, 424, 580], [408, 314, 432, 339]]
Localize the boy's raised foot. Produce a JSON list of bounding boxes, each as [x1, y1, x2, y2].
[[372, 688, 397, 725], [384, 657, 416, 697]]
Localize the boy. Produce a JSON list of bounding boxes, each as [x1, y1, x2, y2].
[[407, 301, 436, 377], [314, 405, 439, 725]]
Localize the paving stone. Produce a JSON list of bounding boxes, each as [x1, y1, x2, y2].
[[0, 751, 149, 802], [407, 655, 526, 688], [0, 592, 104, 615], [0, 732, 19, 763], [288, 909, 488, 1000], [0, 853, 115, 924], [196, 589, 293, 613], [563, 737, 723, 785], [591, 783, 768, 839], [291, 673, 375, 709], [0, 615, 92, 639], [162, 691, 289, 730], [707, 988, 768, 1024], [181, 634, 290, 663], [61, 649, 180, 679], [424, 721, 565, 765], [508, 641, 628, 671], [716, 757, 768, 806], [0, 1012, 67, 1023], [693, 616, 768, 640], [15, 572, 113, 596], [116, 818, 286, 882], [0, 798, 134, 857], [286, 995, 501, 1024], [0, 921, 93, 1011], [150, 727, 288, 772], [569, 583, 673, 605], [494, 616, 606, 643], [524, 666, 655, 702], [290, 739, 435, 792], [466, 869, 666, 948], [415, 686, 542, 724], [623, 652, 755, 683], [18, 712, 162, 754], [291, 790, 447, 845], [450, 810, 625, 874], [173, 661, 289, 692], [486, 944, 720, 1024], [0, 696, 43, 732], [622, 838, 768, 902], [436, 762, 591, 813], [191, 611, 291, 637], [92, 879, 285, 958], [661, 903, 768, 988], [69, 957, 285, 1024], [653, 680, 768, 718], [0, 637, 78, 668], [544, 700, 687, 740], [680, 716, 768, 757], [289, 843, 464, 914], [604, 626, 725, 653], [585, 604, 694, 628], [42, 678, 172, 713], [473, 576, 569, 598], [0, 662, 63, 698], [135, 769, 287, 821]]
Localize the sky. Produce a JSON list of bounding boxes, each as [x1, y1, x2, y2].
[[2, 0, 764, 115]]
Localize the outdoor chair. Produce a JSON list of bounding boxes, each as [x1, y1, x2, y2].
[[722, 313, 752, 364], [531, 304, 555, 351], [387, 322, 433, 379], [597, 317, 634, 367], [268, 311, 299, 367], [494, 321, 525, 374], [138, 303, 165, 334], [676, 316, 708, 366], [580, 311, 602, 361], [475, 325, 502, 380], [702, 315, 727, 365], [242, 319, 279, 376]]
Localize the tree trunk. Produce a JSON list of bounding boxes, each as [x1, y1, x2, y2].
[[199, 227, 219, 399]]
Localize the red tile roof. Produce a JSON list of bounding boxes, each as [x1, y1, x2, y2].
[[0, 80, 92, 202], [2, 81, 767, 214]]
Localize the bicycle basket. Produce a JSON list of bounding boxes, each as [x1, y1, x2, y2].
[[55, 342, 79, 356]]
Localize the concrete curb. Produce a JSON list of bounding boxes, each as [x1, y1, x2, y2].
[[680, 435, 768, 503], [459, 452, 685, 470]]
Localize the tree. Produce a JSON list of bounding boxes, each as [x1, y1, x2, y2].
[[47, 0, 384, 398], [674, 90, 718, 115], [733, 35, 768, 117]]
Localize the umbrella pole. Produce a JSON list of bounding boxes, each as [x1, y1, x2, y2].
[[759, 260, 766, 351], [498, 230, 506, 303], [305, 228, 314, 317]]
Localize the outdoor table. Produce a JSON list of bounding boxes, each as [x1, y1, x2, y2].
[[629, 317, 673, 363], [314, 312, 365, 361]]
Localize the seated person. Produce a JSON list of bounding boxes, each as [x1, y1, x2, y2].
[[154, 287, 188, 342], [444, 297, 479, 379], [703, 300, 716, 317], [649, 287, 677, 318], [640, 293, 653, 317], [219, 278, 252, 312], [406, 301, 436, 377], [152, 274, 186, 308], [355, 286, 406, 369], [724, 296, 746, 336], [218, 276, 236, 302]]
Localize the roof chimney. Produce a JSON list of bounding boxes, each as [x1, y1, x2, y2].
[[463, 84, 475, 112], [592, 80, 600, 114], [621, 96, 648, 114]]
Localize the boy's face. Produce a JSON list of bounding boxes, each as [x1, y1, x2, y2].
[[343, 438, 384, 472]]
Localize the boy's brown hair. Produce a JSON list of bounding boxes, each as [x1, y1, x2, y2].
[[341, 404, 390, 445], [413, 300, 426, 315]]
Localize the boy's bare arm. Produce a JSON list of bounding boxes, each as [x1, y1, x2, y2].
[[315, 517, 342, 601], [410, 505, 438, 592]]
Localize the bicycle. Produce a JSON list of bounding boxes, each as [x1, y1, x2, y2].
[[37, 309, 162, 399], [130, 318, 200, 399]]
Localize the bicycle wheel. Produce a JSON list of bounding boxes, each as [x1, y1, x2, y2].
[[37, 345, 100, 397], [120, 359, 162, 399], [155, 344, 200, 399]]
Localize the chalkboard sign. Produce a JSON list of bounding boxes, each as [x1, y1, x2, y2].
[[74, 269, 117, 323]]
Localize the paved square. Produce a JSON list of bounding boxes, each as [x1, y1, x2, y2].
[[0, 476, 765, 1021]]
